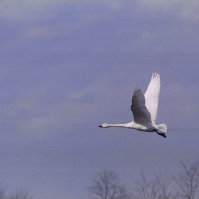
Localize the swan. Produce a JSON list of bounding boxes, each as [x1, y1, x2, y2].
[[99, 73, 168, 138]]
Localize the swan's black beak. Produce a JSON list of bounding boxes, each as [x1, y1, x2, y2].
[[98, 125, 102, 128]]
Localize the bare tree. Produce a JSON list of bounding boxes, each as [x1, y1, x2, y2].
[[8, 188, 33, 199], [88, 169, 131, 199], [155, 172, 173, 199], [0, 186, 5, 199], [173, 161, 199, 199], [134, 173, 159, 199], [134, 172, 179, 199]]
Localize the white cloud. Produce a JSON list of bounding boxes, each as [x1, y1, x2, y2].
[[180, 1, 199, 21], [161, 82, 199, 127], [0, 0, 198, 136]]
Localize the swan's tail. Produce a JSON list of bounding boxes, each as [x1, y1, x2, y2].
[[155, 124, 168, 132]]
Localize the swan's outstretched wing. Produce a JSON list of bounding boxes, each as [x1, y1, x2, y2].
[[144, 73, 160, 124], [131, 88, 152, 125]]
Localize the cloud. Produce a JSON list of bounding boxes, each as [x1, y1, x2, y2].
[[0, 2, 199, 199], [163, 83, 199, 117], [180, 1, 199, 22], [0, 66, 133, 136], [0, 0, 198, 136]]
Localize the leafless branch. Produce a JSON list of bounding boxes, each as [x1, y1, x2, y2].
[[173, 161, 199, 199]]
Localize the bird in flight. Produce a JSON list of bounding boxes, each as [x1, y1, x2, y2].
[[99, 73, 168, 138]]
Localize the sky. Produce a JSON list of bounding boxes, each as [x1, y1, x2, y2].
[[0, 0, 199, 199]]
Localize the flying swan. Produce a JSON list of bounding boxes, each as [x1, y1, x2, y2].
[[99, 73, 168, 138]]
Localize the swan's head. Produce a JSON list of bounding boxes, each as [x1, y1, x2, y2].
[[98, 123, 109, 128]]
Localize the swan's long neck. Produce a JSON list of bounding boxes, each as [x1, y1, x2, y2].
[[107, 122, 133, 128]]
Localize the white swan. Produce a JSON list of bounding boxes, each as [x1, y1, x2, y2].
[[99, 73, 168, 138]]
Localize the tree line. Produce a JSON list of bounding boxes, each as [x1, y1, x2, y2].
[[88, 161, 199, 199], [1, 160, 199, 199], [0, 188, 32, 199]]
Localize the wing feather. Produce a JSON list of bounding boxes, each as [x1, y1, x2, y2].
[[144, 73, 160, 124], [131, 88, 152, 125]]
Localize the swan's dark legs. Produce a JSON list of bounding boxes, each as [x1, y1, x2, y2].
[[154, 129, 166, 138]]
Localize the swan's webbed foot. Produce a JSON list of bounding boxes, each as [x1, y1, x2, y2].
[[156, 132, 166, 138], [154, 129, 166, 138]]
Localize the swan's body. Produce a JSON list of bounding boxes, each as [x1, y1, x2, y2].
[[99, 73, 168, 138]]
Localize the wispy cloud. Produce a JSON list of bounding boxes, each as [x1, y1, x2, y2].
[[0, 2, 199, 198]]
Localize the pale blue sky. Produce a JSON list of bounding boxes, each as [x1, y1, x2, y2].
[[0, 1, 199, 199]]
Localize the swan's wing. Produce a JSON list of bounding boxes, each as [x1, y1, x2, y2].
[[131, 88, 152, 125], [144, 73, 160, 124]]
